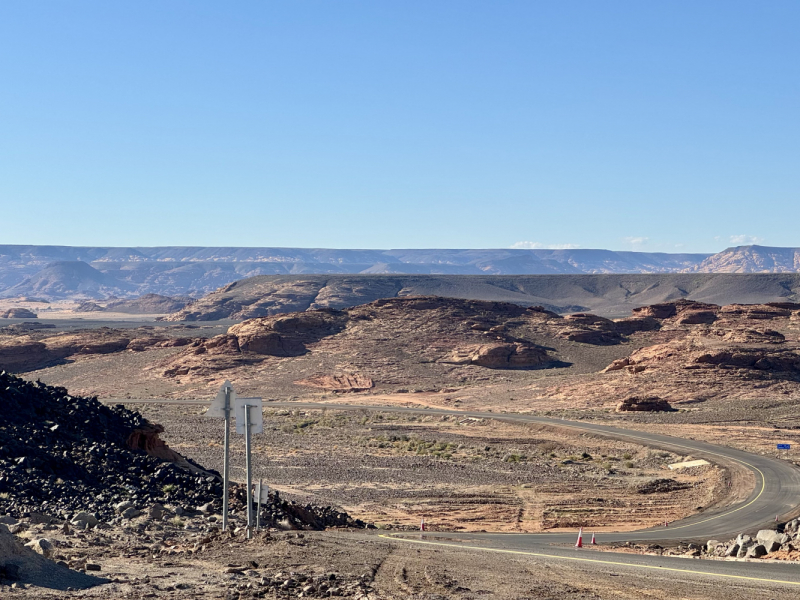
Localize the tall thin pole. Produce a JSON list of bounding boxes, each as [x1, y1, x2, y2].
[[245, 404, 253, 540], [256, 478, 262, 531], [222, 387, 231, 532]]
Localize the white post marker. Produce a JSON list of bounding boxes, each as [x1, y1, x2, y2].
[[235, 397, 263, 540], [205, 380, 237, 532], [256, 480, 269, 531]]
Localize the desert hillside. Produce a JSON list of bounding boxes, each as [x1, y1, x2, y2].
[[2, 296, 797, 426], [166, 273, 800, 320]]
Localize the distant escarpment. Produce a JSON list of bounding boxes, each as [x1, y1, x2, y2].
[[3, 244, 800, 301], [164, 273, 800, 321]]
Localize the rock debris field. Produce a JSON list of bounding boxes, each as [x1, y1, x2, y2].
[[0, 373, 363, 594]]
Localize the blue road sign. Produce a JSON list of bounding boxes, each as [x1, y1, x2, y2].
[[777, 444, 791, 450]]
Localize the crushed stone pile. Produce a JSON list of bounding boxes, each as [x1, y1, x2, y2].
[[0, 372, 363, 532], [230, 484, 366, 531], [0, 371, 222, 521]]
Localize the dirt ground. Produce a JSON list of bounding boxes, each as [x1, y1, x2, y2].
[[129, 404, 724, 534], [7, 521, 800, 600]]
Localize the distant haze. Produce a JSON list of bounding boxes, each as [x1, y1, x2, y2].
[[2, 244, 800, 301]]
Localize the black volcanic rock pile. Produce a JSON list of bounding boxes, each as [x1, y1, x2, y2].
[[0, 372, 364, 530], [230, 484, 365, 531], [0, 372, 220, 520]]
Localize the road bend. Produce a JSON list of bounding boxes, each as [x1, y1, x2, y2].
[[108, 398, 800, 586]]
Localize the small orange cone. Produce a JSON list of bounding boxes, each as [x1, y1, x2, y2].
[[776, 515, 779, 522], [420, 518, 426, 531], [575, 527, 583, 548], [591, 532, 596, 545]]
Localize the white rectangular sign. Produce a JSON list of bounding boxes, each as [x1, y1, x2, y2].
[[234, 397, 264, 434], [206, 381, 236, 418], [256, 483, 269, 503]]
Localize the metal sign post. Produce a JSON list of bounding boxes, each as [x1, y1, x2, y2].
[[235, 397, 263, 540], [205, 381, 237, 532], [244, 404, 253, 539], [222, 387, 231, 532]]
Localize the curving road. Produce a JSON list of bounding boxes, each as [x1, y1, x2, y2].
[[112, 399, 800, 586]]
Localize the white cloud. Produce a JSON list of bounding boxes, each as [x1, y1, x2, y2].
[[729, 234, 763, 246], [622, 236, 649, 246], [510, 241, 580, 250]]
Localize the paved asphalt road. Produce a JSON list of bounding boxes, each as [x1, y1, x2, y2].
[[111, 398, 800, 587]]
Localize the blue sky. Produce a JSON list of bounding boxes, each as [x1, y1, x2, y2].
[[1, 1, 798, 252]]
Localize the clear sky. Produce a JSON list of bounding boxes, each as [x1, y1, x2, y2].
[[1, 1, 798, 252]]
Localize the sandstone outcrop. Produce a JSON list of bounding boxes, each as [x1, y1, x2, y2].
[[443, 342, 550, 369], [161, 297, 561, 380], [616, 396, 674, 412], [294, 374, 374, 391], [0, 329, 194, 373]]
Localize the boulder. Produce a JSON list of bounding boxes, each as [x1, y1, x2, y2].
[[724, 543, 740, 557], [71, 512, 99, 528], [756, 529, 788, 552], [121, 507, 141, 520], [785, 518, 799, 534], [148, 504, 167, 520], [113, 501, 134, 514], [23, 539, 53, 558], [746, 544, 768, 558]]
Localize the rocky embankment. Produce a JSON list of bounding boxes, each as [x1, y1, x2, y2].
[[0, 372, 221, 521], [636, 520, 800, 562], [0, 373, 361, 531]]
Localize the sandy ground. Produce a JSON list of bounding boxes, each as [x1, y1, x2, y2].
[[7, 521, 800, 600], [129, 404, 724, 534]]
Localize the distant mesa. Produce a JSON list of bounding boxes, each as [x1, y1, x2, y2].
[[686, 245, 800, 273], [2, 244, 800, 302], [1, 261, 135, 300], [0, 308, 37, 319]]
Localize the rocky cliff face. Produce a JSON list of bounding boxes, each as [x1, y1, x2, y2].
[[686, 245, 800, 273]]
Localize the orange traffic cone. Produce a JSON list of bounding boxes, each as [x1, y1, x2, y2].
[[420, 518, 426, 532], [575, 527, 583, 548], [591, 532, 596, 545]]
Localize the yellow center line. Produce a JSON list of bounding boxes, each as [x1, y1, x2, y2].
[[379, 534, 800, 586]]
